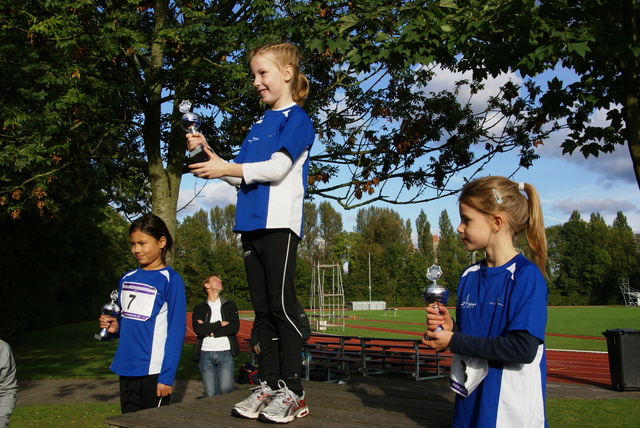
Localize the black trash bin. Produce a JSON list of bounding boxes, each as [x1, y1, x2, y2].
[[602, 328, 640, 391]]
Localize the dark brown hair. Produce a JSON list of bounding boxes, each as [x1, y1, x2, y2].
[[129, 213, 173, 265]]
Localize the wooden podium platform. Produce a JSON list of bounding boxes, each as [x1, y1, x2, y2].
[[105, 375, 454, 428]]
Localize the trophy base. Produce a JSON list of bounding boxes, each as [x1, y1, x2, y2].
[[94, 333, 112, 341], [188, 145, 210, 164]]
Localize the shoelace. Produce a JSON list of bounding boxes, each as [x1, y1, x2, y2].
[[270, 380, 298, 410], [248, 381, 270, 400]]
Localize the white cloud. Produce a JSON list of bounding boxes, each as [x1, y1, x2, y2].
[[429, 66, 522, 113], [177, 177, 237, 220], [552, 197, 636, 216], [534, 101, 636, 186]]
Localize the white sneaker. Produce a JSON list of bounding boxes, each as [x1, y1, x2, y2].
[[258, 380, 309, 423], [231, 381, 276, 419]]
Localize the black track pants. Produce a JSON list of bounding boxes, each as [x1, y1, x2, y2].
[[242, 229, 310, 393]]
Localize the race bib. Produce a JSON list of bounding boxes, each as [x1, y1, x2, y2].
[[120, 282, 158, 321]]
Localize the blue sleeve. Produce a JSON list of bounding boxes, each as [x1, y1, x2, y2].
[[508, 264, 548, 341], [159, 271, 187, 386], [278, 108, 315, 160]]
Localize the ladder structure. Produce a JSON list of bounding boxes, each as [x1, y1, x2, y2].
[[310, 263, 345, 331], [619, 278, 640, 307]]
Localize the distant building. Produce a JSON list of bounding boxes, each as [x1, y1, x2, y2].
[[415, 235, 439, 253], [348, 301, 386, 310]]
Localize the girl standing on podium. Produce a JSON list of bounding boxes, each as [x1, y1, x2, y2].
[[186, 42, 312, 424]]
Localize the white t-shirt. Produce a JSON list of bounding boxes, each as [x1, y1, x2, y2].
[[201, 299, 231, 352]]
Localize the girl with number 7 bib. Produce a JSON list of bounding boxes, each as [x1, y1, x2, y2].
[[99, 213, 187, 414]]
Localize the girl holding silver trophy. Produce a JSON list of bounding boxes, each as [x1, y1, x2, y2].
[[185, 42, 313, 424], [98, 213, 187, 414], [423, 176, 548, 428]]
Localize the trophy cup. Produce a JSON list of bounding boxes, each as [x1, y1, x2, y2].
[[94, 290, 121, 341], [180, 100, 210, 164], [179, 100, 201, 133], [422, 264, 449, 338]]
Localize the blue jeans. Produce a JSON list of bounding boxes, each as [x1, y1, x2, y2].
[[198, 350, 234, 397]]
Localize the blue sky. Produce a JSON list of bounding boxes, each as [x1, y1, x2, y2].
[[178, 139, 638, 241], [178, 68, 639, 239]]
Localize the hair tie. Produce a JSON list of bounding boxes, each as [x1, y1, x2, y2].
[[518, 182, 525, 191]]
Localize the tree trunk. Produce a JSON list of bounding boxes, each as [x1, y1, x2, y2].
[[146, 0, 182, 261], [623, 0, 640, 190]]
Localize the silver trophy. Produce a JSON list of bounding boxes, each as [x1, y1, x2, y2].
[[179, 100, 209, 164], [94, 290, 121, 341], [422, 264, 449, 338], [179, 100, 201, 133]]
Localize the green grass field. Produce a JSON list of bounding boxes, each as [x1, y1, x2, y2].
[[331, 305, 639, 352], [8, 305, 640, 427]]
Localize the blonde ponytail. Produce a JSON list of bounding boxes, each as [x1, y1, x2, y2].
[[459, 176, 547, 273]]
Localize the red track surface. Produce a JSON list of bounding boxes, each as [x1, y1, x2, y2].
[[546, 349, 610, 387], [184, 314, 612, 388]]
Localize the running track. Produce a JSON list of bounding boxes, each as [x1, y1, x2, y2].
[[185, 315, 612, 388]]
